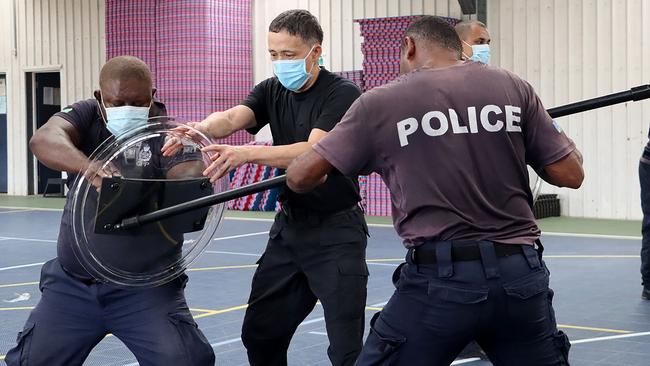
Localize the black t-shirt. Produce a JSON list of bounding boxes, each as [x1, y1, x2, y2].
[[242, 68, 362, 213], [53, 99, 193, 278]]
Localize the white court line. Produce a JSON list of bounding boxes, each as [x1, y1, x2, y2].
[[0, 205, 62, 212], [542, 232, 641, 240], [0, 236, 56, 243], [209, 300, 389, 349], [224, 216, 274, 223], [205, 250, 261, 257], [309, 331, 328, 336], [367, 262, 399, 267], [0, 232, 269, 247], [225, 216, 644, 240], [204, 250, 400, 267], [0, 209, 32, 214], [0, 208, 642, 240], [451, 358, 482, 365], [211, 231, 269, 241], [571, 331, 650, 345], [0, 262, 45, 271]]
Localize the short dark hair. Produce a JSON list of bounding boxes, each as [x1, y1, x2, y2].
[[455, 20, 487, 39], [404, 16, 462, 55], [269, 9, 324, 45]]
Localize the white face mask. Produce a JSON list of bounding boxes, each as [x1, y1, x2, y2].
[[99, 97, 152, 137]]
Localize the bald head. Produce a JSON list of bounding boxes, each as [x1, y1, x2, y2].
[[99, 56, 152, 90], [95, 56, 154, 110]]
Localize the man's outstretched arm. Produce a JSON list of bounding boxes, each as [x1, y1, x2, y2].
[[286, 147, 333, 194]]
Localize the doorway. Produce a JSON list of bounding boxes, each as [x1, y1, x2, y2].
[[26, 72, 61, 195]]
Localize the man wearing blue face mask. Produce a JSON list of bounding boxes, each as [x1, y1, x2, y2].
[[162, 9, 365, 366], [7, 56, 215, 366], [455, 20, 491, 64]]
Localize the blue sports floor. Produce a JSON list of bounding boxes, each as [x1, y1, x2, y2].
[[0, 206, 649, 365]]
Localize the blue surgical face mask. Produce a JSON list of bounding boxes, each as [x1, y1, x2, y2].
[[99, 98, 151, 137], [464, 41, 490, 64], [272, 46, 317, 92]]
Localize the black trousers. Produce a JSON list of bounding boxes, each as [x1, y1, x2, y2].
[[640, 159, 650, 287], [241, 206, 369, 366]]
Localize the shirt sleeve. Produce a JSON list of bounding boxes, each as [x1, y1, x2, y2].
[[54, 99, 98, 135], [313, 81, 362, 132], [522, 82, 576, 171], [242, 79, 270, 135], [313, 97, 376, 176]]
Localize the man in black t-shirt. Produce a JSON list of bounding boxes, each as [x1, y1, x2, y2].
[[162, 9, 366, 366], [6, 56, 214, 366]]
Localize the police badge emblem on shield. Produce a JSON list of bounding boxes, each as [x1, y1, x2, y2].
[[137, 143, 152, 167]]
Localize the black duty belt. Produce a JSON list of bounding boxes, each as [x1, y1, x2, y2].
[[281, 204, 360, 222], [413, 243, 524, 264]]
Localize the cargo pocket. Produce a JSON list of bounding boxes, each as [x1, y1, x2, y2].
[[269, 219, 283, 240], [391, 262, 407, 289], [334, 257, 369, 319], [552, 330, 571, 365], [357, 313, 406, 365], [168, 312, 215, 366], [320, 226, 366, 246], [502, 268, 550, 325], [5, 321, 36, 366]]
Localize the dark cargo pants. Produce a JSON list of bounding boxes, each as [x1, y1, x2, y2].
[[6, 258, 215, 366], [242, 206, 369, 366], [356, 241, 570, 366]]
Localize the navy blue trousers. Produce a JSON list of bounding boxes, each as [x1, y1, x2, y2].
[[356, 241, 570, 366], [5, 259, 215, 366], [639, 159, 650, 288]]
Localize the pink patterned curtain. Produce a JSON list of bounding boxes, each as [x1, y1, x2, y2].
[[356, 15, 459, 216], [105, 0, 253, 145]]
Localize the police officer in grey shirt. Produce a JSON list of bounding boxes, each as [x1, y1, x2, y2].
[[287, 16, 583, 365]]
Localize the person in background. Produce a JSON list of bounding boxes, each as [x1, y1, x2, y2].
[[455, 20, 491, 64]]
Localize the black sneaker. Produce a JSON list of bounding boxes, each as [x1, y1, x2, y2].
[[643, 288, 650, 300]]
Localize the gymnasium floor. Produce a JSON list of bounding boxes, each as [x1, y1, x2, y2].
[[0, 196, 649, 365]]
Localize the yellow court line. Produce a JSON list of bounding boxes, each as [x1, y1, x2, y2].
[[0, 281, 39, 288], [189, 305, 250, 320], [365, 306, 383, 311], [187, 264, 258, 272], [557, 324, 632, 334], [0, 306, 35, 311]]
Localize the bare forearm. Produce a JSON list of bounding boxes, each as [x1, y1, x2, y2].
[[287, 149, 332, 193], [537, 149, 584, 189], [243, 142, 313, 169], [29, 132, 89, 174], [203, 111, 237, 139]]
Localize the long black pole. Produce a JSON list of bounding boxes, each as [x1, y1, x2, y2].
[[547, 84, 650, 118], [113, 84, 650, 231], [114, 175, 287, 230]]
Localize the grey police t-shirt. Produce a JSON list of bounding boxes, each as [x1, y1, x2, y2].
[[314, 61, 576, 247]]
